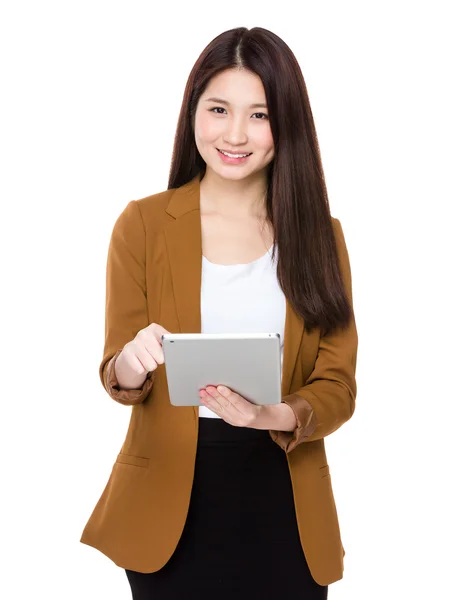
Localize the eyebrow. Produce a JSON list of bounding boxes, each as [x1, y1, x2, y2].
[[204, 96, 268, 109]]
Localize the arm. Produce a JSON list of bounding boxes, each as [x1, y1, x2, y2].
[[269, 218, 358, 452], [99, 200, 155, 406]]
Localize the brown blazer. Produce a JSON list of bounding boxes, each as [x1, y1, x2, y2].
[[80, 174, 358, 586]]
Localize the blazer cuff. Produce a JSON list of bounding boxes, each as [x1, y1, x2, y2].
[[269, 393, 317, 453], [104, 349, 155, 405]]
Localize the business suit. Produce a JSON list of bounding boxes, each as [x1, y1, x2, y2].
[[80, 173, 358, 587]]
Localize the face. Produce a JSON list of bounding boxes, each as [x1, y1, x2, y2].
[[194, 68, 275, 181]]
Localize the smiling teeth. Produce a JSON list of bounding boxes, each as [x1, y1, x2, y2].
[[219, 149, 250, 158]]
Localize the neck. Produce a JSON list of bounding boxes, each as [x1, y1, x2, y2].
[[199, 168, 268, 220]]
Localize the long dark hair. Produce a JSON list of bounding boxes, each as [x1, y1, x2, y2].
[[168, 26, 353, 336]]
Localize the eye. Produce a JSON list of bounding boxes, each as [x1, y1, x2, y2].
[[208, 107, 269, 120]]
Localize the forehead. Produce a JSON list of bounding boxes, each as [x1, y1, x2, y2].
[[202, 69, 267, 105]]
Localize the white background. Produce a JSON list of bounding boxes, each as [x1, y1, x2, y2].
[[1, 1, 459, 598]]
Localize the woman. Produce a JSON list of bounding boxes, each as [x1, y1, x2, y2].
[[80, 26, 358, 599]]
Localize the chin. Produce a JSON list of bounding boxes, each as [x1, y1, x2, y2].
[[217, 169, 256, 182], [212, 159, 260, 178]]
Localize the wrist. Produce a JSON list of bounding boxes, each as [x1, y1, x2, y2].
[[255, 403, 297, 432]]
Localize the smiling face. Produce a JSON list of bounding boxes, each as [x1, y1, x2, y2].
[[194, 68, 275, 181]]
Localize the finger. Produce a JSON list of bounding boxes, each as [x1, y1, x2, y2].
[[138, 346, 161, 372], [147, 343, 165, 365], [200, 391, 222, 414], [205, 388, 234, 413], [123, 350, 155, 375], [214, 387, 251, 416], [211, 386, 238, 408], [137, 333, 165, 366], [126, 341, 158, 373]]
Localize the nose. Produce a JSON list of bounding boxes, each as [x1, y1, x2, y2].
[[223, 115, 248, 146]]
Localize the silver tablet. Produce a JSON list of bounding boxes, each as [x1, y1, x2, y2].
[[161, 333, 282, 407]]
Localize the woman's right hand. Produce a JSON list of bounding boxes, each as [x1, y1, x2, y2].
[[114, 323, 171, 389]]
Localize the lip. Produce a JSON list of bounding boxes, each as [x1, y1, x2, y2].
[[217, 148, 252, 155], [216, 148, 253, 165]]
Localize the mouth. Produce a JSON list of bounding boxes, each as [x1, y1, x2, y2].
[[216, 148, 253, 164]]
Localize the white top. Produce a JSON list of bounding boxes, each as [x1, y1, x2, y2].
[[199, 244, 286, 419]]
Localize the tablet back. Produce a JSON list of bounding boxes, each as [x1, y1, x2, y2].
[[162, 333, 281, 407]]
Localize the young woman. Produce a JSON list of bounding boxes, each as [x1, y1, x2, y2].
[[80, 26, 358, 599]]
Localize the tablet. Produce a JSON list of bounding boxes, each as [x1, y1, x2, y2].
[[161, 333, 282, 407]]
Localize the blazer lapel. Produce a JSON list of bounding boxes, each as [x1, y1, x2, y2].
[[163, 173, 304, 410], [164, 175, 203, 335]]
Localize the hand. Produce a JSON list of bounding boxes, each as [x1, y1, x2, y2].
[[114, 323, 170, 388], [199, 385, 263, 428]]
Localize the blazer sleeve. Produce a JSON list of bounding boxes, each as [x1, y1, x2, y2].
[[99, 200, 155, 406], [269, 218, 358, 452]]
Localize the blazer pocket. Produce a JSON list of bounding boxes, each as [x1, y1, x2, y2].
[[115, 453, 150, 468], [319, 464, 330, 478]]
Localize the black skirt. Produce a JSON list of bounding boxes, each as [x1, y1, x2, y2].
[[125, 417, 328, 600]]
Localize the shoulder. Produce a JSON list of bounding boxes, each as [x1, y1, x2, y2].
[[330, 216, 345, 236], [331, 216, 340, 228], [111, 188, 174, 239], [330, 216, 343, 242], [329, 217, 350, 259], [133, 187, 176, 230]]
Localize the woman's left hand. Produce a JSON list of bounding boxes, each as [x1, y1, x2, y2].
[[199, 385, 263, 428]]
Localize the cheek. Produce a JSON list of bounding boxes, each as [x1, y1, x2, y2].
[[195, 113, 221, 143], [255, 125, 274, 153]]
